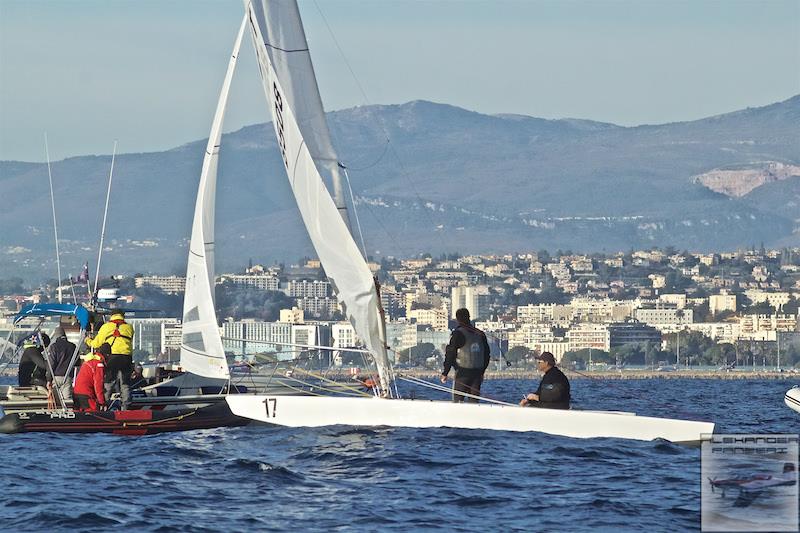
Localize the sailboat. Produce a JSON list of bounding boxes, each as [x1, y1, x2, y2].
[[192, 0, 716, 443]]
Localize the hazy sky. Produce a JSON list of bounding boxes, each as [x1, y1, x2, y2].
[[1, 0, 798, 162]]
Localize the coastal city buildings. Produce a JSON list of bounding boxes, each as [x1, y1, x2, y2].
[[2, 246, 799, 368]]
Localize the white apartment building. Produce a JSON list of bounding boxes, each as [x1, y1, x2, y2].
[[686, 322, 740, 344], [567, 323, 610, 351], [287, 280, 330, 298], [634, 307, 693, 328], [127, 317, 181, 355], [279, 307, 305, 323], [508, 324, 555, 350], [161, 322, 183, 352], [385, 322, 417, 356], [739, 314, 798, 336], [659, 293, 687, 309], [408, 305, 449, 332], [225, 274, 280, 291], [744, 290, 791, 310], [222, 319, 292, 356], [134, 275, 186, 294], [517, 303, 555, 323], [649, 274, 666, 289], [332, 322, 359, 349], [450, 285, 489, 320], [709, 291, 737, 315], [296, 297, 339, 317], [537, 340, 570, 363], [571, 297, 617, 323]]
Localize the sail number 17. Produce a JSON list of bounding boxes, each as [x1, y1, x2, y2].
[[263, 397, 277, 418]]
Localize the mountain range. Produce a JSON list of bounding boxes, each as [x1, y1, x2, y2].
[[1, 95, 799, 282]]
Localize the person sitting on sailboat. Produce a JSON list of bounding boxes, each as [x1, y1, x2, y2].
[[520, 352, 570, 409], [440, 308, 491, 403], [73, 343, 110, 412]]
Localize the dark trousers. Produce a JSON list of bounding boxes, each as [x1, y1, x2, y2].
[[73, 394, 96, 411], [524, 400, 570, 410], [104, 355, 132, 410], [452, 368, 484, 403]]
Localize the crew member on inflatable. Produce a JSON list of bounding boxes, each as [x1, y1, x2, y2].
[[87, 310, 134, 410], [18, 333, 50, 387], [520, 351, 570, 409], [47, 326, 76, 401], [73, 343, 110, 411], [440, 308, 491, 403]]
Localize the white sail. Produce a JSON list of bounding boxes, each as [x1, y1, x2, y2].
[[180, 15, 247, 380], [245, 0, 349, 225], [246, 0, 392, 395]]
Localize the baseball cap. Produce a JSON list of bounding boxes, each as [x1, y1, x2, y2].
[[535, 351, 556, 366]]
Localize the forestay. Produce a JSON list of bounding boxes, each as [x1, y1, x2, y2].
[[246, 0, 393, 395], [180, 16, 247, 380]]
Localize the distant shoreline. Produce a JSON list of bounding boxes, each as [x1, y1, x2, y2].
[[2, 369, 797, 381]]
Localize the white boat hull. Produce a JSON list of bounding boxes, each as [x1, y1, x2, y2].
[[785, 387, 800, 414], [226, 395, 714, 444]]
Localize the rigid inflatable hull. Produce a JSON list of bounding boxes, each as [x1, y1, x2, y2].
[[0, 403, 248, 435]]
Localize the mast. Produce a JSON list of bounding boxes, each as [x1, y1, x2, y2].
[[94, 141, 118, 296]]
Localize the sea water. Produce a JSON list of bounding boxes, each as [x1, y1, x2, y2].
[[0, 378, 797, 532]]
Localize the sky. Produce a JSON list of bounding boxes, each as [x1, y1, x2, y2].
[[1, 0, 798, 162]]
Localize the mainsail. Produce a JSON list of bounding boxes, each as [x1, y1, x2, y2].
[[180, 15, 247, 380], [245, 0, 393, 395]]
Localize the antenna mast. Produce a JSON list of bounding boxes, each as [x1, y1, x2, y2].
[[44, 133, 63, 303], [94, 141, 118, 296]]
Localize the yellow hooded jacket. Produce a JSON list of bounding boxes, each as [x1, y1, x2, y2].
[[87, 314, 134, 356]]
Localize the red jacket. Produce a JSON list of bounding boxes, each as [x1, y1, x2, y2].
[[74, 353, 106, 406]]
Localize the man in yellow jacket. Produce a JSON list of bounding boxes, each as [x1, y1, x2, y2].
[[87, 310, 134, 410]]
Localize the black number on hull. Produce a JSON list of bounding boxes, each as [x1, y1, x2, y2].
[[263, 397, 277, 418]]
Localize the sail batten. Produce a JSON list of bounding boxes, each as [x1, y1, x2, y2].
[[180, 15, 247, 380], [246, 0, 392, 395]]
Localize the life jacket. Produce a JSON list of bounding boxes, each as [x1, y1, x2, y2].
[[95, 318, 134, 355], [454, 325, 487, 370]]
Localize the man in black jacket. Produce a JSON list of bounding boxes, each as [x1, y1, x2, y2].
[[520, 351, 570, 409], [47, 326, 76, 401], [440, 308, 491, 403], [18, 334, 49, 387]]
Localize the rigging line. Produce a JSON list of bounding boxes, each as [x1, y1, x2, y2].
[[277, 370, 369, 397], [44, 133, 63, 304], [312, 1, 446, 254], [292, 366, 373, 396], [221, 336, 373, 354], [341, 166, 368, 258], [338, 138, 390, 171], [396, 375, 517, 407]]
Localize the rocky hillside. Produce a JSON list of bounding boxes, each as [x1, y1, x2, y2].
[[1, 94, 798, 281]]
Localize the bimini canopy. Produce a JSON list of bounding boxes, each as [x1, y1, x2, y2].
[[14, 304, 91, 330]]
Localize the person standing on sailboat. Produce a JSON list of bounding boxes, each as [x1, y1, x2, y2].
[[86, 310, 134, 410], [440, 308, 491, 403]]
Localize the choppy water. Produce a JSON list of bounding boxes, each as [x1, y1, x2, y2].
[[1, 378, 797, 532]]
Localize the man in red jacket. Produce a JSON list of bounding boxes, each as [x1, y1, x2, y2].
[[73, 343, 110, 411]]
